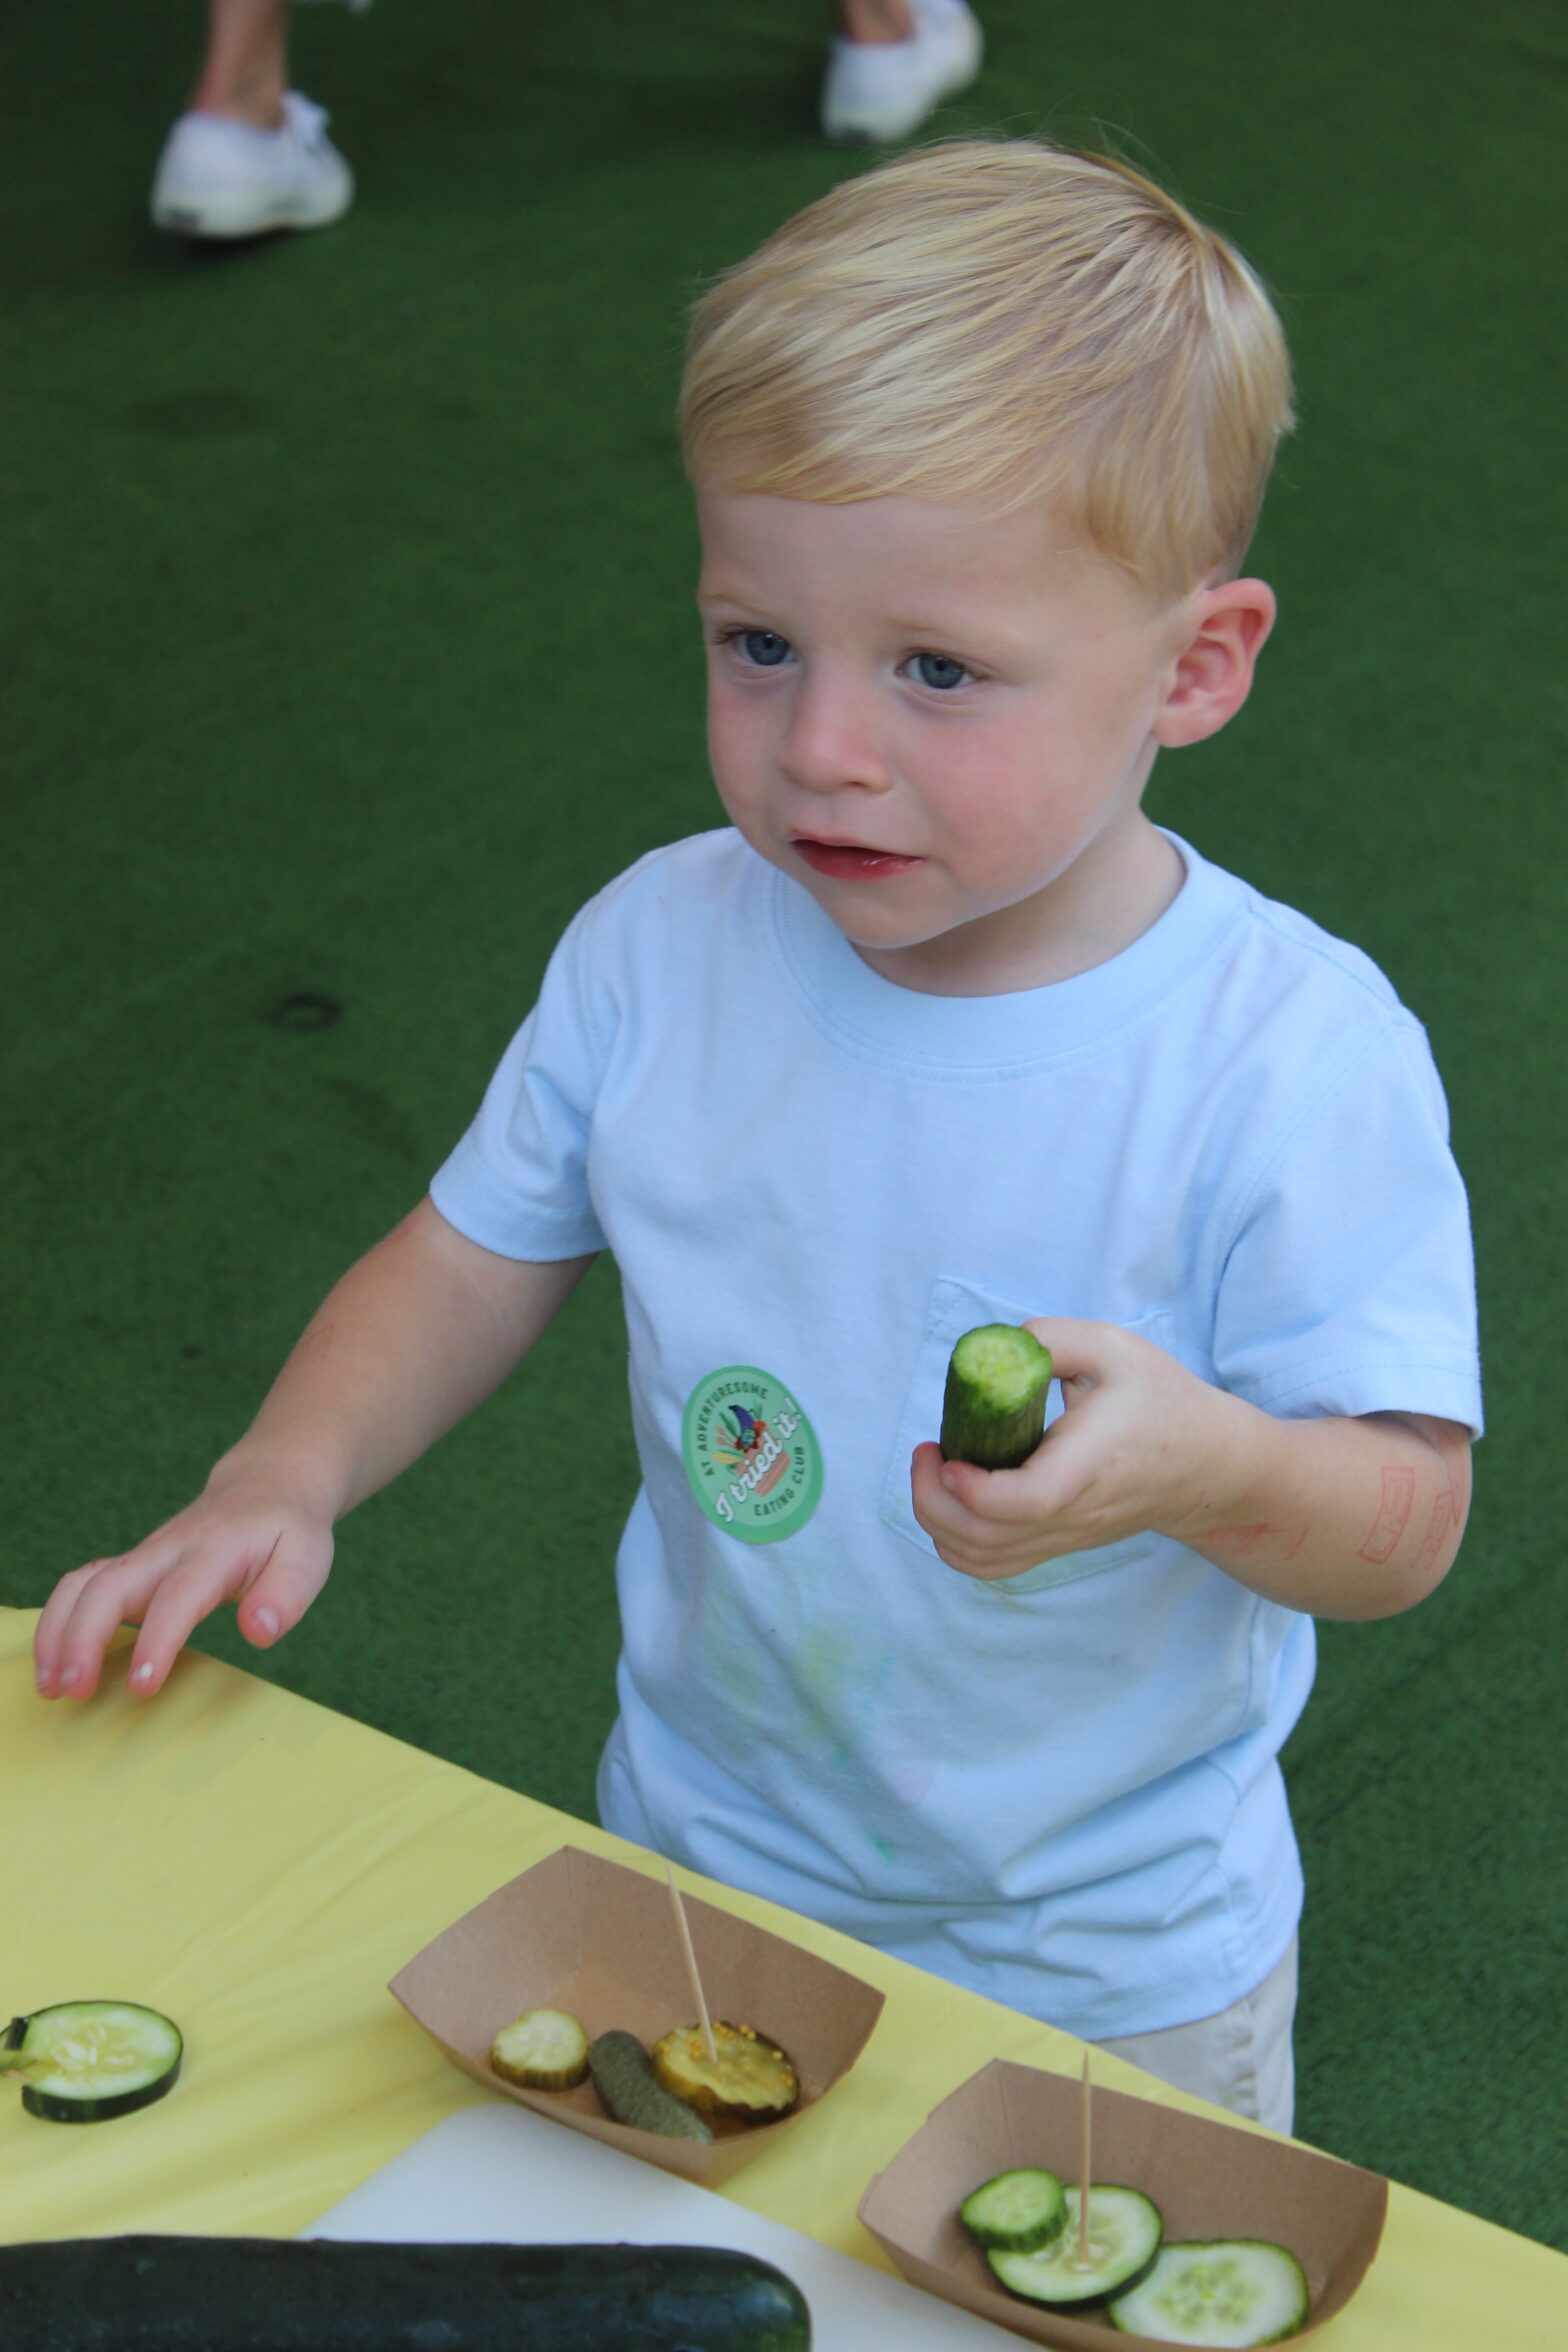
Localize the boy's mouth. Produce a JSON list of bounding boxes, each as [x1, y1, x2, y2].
[[791, 836, 922, 881]]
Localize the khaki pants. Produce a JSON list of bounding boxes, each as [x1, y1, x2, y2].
[[1094, 1936, 1298, 2136]]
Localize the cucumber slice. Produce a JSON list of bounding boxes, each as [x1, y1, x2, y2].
[[940, 1324, 1053, 1471], [988, 2185, 1162, 2307], [1109, 2239, 1310, 2346], [2, 2001, 183, 2123], [960, 2166, 1066, 2253]]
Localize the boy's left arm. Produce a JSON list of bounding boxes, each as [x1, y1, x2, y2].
[[910, 1318, 1472, 1621]]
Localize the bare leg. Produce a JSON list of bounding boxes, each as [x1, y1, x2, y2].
[[836, 0, 916, 36], [188, 0, 292, 129]]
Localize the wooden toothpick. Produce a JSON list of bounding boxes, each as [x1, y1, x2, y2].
[[1075, 2049, 1094, 2270], [665, 1863, 718, 2064]]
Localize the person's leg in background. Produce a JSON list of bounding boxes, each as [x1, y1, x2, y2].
[[149, 1, 976, 235], [186, 0, 291, 127], [823, 0, 983, 144], [151, 0, 356, 239]]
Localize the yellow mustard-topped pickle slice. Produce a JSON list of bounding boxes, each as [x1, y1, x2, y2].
[[649, 2020, 799, 2124]]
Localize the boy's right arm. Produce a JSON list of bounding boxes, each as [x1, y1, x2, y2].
[[34, 1198, 597, 1702]]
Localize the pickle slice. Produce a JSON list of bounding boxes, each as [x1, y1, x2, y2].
[[488, 2007, 590, 2091], [650, 2020, 799, 2124]]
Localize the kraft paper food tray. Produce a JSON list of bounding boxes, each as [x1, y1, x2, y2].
[[390, 1843, 885, 2187], [857, 2057, 1387, 2349]]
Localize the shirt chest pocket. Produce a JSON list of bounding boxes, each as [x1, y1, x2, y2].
[[879, 1276, 1180, 1596]]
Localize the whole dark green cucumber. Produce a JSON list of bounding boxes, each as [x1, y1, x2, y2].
[[940, 1323, 1053, 1471], [0, 2237, 811, 2351]]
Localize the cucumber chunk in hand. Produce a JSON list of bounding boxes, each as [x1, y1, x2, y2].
[[940, 1323, 1053, 1471]]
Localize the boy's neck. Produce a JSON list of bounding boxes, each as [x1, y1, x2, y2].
[[848, 813, 1186, 998]]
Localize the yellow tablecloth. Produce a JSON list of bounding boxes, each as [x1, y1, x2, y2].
[[2, 1606, 1561, 2345]]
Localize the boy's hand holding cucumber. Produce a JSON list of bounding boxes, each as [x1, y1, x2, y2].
[[915, 1320, 1469, 1620], [916, 1319, 1235, 1583]]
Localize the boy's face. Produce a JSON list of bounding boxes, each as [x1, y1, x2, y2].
[[696, 483, 1264, 994]]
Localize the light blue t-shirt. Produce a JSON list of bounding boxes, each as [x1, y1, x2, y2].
[[430, 828, 1481, 2040]]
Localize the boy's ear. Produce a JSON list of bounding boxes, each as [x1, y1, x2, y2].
[[1155, 578, 1277, 748]]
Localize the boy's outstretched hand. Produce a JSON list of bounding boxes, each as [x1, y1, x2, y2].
[[910, 1317, 1473, 1619], [32, 1208, 599, 1705], [32, 1468, 335, 1702]]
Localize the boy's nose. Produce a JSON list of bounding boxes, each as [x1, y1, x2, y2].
[[778, 675, 893, 796]]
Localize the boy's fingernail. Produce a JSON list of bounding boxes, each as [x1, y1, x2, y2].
[[252, 1605, 280, 1641], [36, 1666, 54, 1692], [58, 1664, 80, 1689], [129, 1662, 154, 1689]]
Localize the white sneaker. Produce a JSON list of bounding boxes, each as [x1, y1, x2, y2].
[[821, 0, 983, 145], [150, 91, 354, 239]]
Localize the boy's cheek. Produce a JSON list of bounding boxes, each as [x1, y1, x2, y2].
[[706, 707, 769, 824]]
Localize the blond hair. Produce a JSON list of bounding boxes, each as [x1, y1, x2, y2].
[[681, 139, 1294, 599]]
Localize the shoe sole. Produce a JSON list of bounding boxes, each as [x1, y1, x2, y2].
[[150, 181, 353, 239]]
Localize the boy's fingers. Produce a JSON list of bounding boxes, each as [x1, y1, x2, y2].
[[911, 1441, 974, 1529], [123, 1576, 222, 1693], [235, 1527, 334, 1651], [83, 1551, 229, 1697], [122, 1555, 252, 1695], [33, 1560, 113, 1671], [1021, 1316, 1129, 1386], [919, 1440, 1079, 1529], [125, 1526, 333, 1693], [34, 1555, 137, 1653], [35, 1547, 181, 1696], [911, 1443, 1079, 1553], [37, 1512, 335, 1699]]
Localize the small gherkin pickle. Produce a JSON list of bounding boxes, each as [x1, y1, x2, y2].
[[650, 2020, 799, 2124], [587, 2029, 713, 2141], [488, 2007, 590, 2091]]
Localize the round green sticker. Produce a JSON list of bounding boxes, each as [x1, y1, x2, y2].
[[681, 1365, 823, 1545]]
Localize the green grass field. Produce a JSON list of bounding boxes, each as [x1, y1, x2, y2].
[[4, 0, 1565, 2252]]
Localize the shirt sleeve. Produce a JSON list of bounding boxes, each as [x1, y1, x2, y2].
[[427, 899, 611, 1263], [1211, 1014, 1483, 1434]]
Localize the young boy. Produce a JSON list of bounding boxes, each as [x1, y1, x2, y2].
[[35, 141, 1480, 2134]]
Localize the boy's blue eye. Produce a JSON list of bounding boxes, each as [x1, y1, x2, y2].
[[913, 653, 969, 690], [739, 630, 793, 667]]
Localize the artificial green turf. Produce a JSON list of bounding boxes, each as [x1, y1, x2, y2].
[[4, 0, 1565, 2254]]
